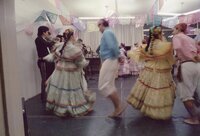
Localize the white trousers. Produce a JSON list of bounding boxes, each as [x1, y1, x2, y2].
[[176, 62, 200, 102], [98, 59, 119, 97]]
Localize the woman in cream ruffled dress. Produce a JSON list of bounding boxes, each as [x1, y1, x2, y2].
[[45, 29, 95, 117], [127, 26, 176, 120]]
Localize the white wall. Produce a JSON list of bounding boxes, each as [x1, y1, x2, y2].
[[17, 31, 41, 100], [78, 25, 144, 51]]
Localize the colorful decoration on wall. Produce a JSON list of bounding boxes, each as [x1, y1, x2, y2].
[[59, 15, 71, 25], [34, 10, 48, 22], [154, 15, 162, 26], [162, 16, 179, 28], [147, 0, 159, 24], [24, 24, 34, 36], [162, 11, 200, 28], [71, 16, 86, 31], [22, 9, 86, 37], [46, 11, 58, 24], [179, 12, 200, 24], [158, 0, 164, 10]]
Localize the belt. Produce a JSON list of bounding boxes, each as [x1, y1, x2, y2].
[[177, 60, 195, 82]]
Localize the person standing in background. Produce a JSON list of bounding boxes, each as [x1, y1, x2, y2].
[[129, 43, 140, 76], [118, 43, 130, 77], [35, 26, 55, 103]]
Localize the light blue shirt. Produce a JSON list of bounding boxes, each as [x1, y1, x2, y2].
[[99, 28, 120, 61]]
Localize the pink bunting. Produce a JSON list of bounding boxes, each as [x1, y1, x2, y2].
[[179, 12, 200, 24], [24, 24, 34, 36], [71, 16, 86, 31], [55, 0, 61, 10], [159, 0, 164, 10], [59, 15, 71, 25]]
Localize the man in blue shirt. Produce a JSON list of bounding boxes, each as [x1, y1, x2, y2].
[[98, 19, 125, 118]]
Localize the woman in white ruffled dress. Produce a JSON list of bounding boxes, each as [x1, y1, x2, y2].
[[45, 29, 95, 117], [118, 43, 130, 76], [129, 43, 142, 76]]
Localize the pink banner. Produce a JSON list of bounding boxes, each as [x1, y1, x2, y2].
[[55, 0, 61, 10], [159, 0, 164, 10], [24, 24, 34, 36], [71, 16, 86, 31], [59, 15, 71, 25], [179, 12, 200, 24]]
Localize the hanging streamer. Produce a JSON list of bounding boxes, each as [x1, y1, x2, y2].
[[46, 11, 58, 24]]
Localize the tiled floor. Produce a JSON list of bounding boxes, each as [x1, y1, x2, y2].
[[26, 75, 200, 136]]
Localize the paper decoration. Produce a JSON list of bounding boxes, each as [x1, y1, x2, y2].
[[179, 12, 200, 24], [55, 0, 61, 10], [147, 0, 159, 23], [54, 0, 69, 15], [34, 16, 47, 22], [159, 0, 164, 10], [71, 16, 86, 31], [34, 10, 48, 22], [46, 11, 58, 24], [162, 16, 179, 28], [106, 12, 119, 27], [153, 15, 162, 26], [59, 15, 71, 25], [34, 10, 58, 24], [162, 11, 200, 28], [24, 24, 34, 36]]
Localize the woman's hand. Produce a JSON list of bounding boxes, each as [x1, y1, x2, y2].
[[118, 56, 124, 63]]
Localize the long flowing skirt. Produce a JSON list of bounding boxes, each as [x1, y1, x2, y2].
[[118, 59, 130, 76], [46, 69, 94, 117], [129, 59, 140, 75], [127, 66, 175, 120]]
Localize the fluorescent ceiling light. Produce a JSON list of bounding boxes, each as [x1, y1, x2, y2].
[[157, 12, 181, 16], [183, 9, 200, 15], [158, 9, 200, 16], [79, 16, 135, 20]]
